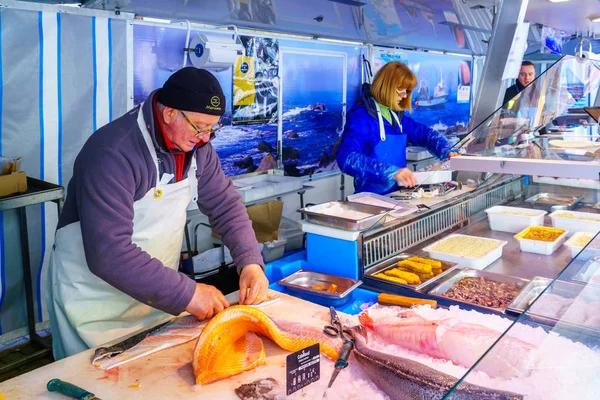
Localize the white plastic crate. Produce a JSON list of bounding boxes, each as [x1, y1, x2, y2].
[[485, 206, 546, 233], [260, 239, 287, 263], [233, 174, 303, 203], [279, 216, 304, 252]]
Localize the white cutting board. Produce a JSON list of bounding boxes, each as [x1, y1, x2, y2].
[[0, 291, 374, 400]]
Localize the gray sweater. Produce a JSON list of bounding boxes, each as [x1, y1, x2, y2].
[[57, 90, 263, 315]]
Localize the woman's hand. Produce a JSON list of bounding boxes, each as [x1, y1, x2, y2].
[[394, 168, 417, 187], [448, 152, 460, 158]]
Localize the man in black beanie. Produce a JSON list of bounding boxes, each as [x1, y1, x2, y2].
[[47, 67, 268, 359]]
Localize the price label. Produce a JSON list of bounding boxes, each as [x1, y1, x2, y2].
[[285, 343, 320, 396]]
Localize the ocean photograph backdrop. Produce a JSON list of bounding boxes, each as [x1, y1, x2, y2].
[[279, 52, 345, 176], [371, 50, 473, 137]]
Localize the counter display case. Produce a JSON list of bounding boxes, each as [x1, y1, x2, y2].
[[443, 234, 600, 400], [434, 55, 600, 399]]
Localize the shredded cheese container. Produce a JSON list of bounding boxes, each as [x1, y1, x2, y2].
[[485, 206, 547, 233], [550, 210, 600, 235], [564, 232, 596, 258], [422, 234, 507, 270], [514, 226, 568, 255]]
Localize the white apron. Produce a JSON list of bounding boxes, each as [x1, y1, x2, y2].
[[47, 103, 198, 359]]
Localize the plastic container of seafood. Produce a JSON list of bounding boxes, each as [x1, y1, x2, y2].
[[564, 232, 597, 258], [513, 226, 568, 256], [277, 270, 362, 307], [422, 234, 507, 270], [484, 206, 546, 233], [550, 210, 600, 235]]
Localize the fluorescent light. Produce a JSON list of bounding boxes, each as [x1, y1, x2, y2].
[[141, 17, 172, 24], [547, 0, 571, 3], [591, 16, 600, 23], [317, 38, 364, 46]]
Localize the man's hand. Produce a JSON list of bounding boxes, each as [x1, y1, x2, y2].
[[239, 264, 269, 305], [185, 283, 229, 320], [448, 152, 460, 158], [394, 167, 417, 187]]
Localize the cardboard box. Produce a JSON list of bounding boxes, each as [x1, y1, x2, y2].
[[0, 171, 28, 198]]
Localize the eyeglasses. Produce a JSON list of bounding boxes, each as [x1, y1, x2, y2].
[[180, 111, 222, 139], [396, 89, 411, 97]]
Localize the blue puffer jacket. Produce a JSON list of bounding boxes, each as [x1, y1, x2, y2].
[[336, 85, 453, 194]]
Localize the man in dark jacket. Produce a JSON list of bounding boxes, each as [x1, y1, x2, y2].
[[47, 67, 268, 359], [503, 61, 536, 105]]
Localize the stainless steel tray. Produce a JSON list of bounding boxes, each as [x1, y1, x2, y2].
[[298, 201, 390, 231], [277, 270, 362, 307], [573, 256, 600, 286], [364, 254, 458, 292], [506, 277, 553, 315], [520, 280, 600, 338], [524, 193, 583, 211], [426, 268, 530, 314]]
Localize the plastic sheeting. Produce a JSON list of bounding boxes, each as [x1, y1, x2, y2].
[[0, 8, 128, 339]]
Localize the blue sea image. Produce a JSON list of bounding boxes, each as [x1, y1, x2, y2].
[[213, 95, 343, 177], [411, 99, 471, 134]]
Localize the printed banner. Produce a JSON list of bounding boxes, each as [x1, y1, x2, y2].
[[233, 36, 280, 124]]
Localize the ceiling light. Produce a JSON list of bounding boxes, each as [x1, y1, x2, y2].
[[591, 16, 600, 23], [140, 17, 172, 24], [547, 0, 571, 3]]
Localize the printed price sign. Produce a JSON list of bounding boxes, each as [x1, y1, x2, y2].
[[286, 343, 320, 396]]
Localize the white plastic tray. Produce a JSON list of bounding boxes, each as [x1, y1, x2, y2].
[[514, 228, 568, 256], [347, 192, 418, 218], [233, 174, 303, 203], [485, 206, 546, 233], [422, 234, 507, 270], [550, 210, 600, 235], [396, 170, 452, 187], [564, 232, 597, 258]]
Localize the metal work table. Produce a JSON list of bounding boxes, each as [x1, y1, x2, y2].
[[0, 177, 64, 371]]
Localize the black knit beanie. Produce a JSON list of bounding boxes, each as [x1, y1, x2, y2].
[[159, 67, 226, 116]]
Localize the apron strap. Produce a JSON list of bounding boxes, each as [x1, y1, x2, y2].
[[188, 156, 198, 203], [137, 101, 161, 189], [391, 111, 402, 134], [374, 102, 386, 142]]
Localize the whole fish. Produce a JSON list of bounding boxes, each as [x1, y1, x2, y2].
[[352, 326, 523, 400], [359, 311, 535, 379], [193, 305, 341, 385]]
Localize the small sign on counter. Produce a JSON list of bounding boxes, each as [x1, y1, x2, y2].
[[286, 343, 320, 396]]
